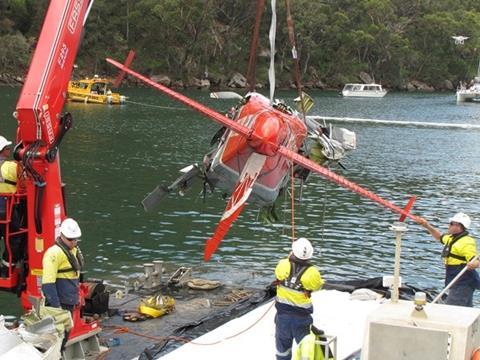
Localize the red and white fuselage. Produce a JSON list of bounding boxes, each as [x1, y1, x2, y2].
[[208, 92, 307, 207]]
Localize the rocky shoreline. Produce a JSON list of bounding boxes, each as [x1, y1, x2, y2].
[[0, 70, 456, 92]]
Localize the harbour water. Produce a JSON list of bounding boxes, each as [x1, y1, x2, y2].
[[1, 87, 480, 315]]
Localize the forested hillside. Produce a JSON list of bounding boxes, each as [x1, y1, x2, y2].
[[1, 0, 480, 90]]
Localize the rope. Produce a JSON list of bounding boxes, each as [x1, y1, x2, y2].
[[125, 99, 188, 110], [102, 325, 190, 344], [190, 300, 276, 345], [321, 183, 327, 243], [290, 164, 295, 241], [100, 300, 276, 349]]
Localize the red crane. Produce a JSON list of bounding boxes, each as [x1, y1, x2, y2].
[[0, 0, 99, 343]]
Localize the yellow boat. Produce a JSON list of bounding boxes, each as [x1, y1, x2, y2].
[[67, 75, 126, 104]]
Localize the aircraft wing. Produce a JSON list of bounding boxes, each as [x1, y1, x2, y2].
[[204, 153, 266, 261], [278, 147, 418, 221], [106, 58, 419, 260]]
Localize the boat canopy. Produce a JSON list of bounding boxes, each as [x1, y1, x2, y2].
[[343, 83, 383, 91]]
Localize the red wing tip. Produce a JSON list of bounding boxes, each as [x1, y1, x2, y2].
[[204, 252, 212, 262], [399, 195, 417, 222], [204, 238, 216, 262]]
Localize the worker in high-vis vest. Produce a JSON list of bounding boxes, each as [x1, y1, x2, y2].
[[42, 218, 85, 352], [417, 212, 480, 307], [42, 218, 85, 310], [274, 238, 324, 360], [0, 136, 21, 278], [294, 327, 334, 360]]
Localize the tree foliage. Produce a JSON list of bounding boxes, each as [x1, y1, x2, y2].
[[1, 0, 480, 88]]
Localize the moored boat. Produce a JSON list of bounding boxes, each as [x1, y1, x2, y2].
[[67, 75, 126, 104], [456, 77, 480, 103], [342, 83, 387, 98]]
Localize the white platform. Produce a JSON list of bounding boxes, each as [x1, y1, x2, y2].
[[159, 289, 383, 360]]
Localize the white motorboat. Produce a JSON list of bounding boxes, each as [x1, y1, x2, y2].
[[456, 77, 480, 103], [342, 83, 387, 98]]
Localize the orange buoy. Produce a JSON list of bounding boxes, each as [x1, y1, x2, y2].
[[472, 348, 480, 360]]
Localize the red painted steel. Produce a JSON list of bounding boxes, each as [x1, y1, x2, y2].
[[16, 0, 91, 145], [3, 0, 99, 342]]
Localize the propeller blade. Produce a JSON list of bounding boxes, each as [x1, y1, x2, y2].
[[106, 58, 251, 138], [142, 164, 201, 212], [204, 153, 267, 261], [210, 91, 243, 100], [278, 146, 419, 222], [142, 185, 170, 212], [112, 50, 136, 88]]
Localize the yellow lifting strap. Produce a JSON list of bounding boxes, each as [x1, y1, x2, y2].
[[138, 295, 175, 319]]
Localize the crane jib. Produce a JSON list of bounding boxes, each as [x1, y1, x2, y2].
[[16, 0, 92, 146]]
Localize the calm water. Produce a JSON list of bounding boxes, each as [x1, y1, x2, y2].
[[1, 87, 480, 315]]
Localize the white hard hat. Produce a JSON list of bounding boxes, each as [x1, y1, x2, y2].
[[0, 136, 12, 152], [60, 218, 82, 239], [292, 237, 314, 260], [449, 212, 471, 229]]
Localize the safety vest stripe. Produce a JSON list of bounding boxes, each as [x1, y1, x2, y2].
[[278, 284, 306, 296], [276, 348, 292, 357], [276, 297, 313, 309]]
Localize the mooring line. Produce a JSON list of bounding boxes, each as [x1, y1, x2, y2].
[[125, 99, 189, 110], [308, 115, 480, 130]]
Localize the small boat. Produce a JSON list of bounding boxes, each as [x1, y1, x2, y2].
[[456, 76, 480, 103], [342, 83, 387, 98], [67, 75, 126, 104]]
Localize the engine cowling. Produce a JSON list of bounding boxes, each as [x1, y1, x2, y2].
[[247, 111, 287, 156]]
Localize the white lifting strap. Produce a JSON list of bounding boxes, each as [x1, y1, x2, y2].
[[268, 0, 277, 103]]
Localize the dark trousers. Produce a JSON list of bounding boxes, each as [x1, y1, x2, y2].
[[60, 304, 75, 352], [1, 200, 27, 265], [446, 284, 475, 307], [275, 313, 312, 360]]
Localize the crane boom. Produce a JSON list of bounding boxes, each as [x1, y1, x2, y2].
[[1, 0, 93, 330], [16, 0, 92, 145]]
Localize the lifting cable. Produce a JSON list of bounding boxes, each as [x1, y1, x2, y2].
[[124, 99, 188, 110], [290, 164, 296, 242], [283, 0, 306, 242], [284, 0, 308, 121], [246, 0, 266, 92]]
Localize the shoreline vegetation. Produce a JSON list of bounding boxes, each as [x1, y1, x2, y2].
[[1, 1, 479, 92]]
